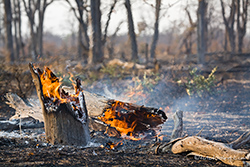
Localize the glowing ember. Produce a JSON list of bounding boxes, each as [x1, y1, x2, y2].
[[98, 100, 167, 139]]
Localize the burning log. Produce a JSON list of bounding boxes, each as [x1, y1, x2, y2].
[[29, 63, 90, 146], [29, 63, 167, 142]]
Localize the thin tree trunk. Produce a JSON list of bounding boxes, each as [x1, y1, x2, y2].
[[13, 0, 20, 59], [150, 0, 161, 59], [78, 23, 83, 59], [197, 0, 208, 65], [103, 0, 117, 45], [3, 0, 14, 63], [91, 0, 103, 63], [220, 0, 236, 53], [17, 0, 25, 58], [125, 0, 138, 62], [236, 0, 248, 53]]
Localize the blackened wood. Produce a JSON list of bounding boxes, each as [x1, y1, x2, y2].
[[29, 63, 90, 146]]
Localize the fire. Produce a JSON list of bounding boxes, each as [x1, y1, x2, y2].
[[98, 100, 167, 139], [37, 67, 78, 103]]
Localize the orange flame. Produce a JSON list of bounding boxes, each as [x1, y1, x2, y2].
[[39, 67, 79, 103], [98, 100, 166, 140]]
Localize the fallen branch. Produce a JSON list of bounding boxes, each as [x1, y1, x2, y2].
[[171, 136, 250, 166]]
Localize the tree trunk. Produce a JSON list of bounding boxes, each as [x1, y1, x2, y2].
[[91, 0, 103, 63], [125, 0, 138, 62], [13, 0, 20, 59], [220, 0, 236, 53], [150, 0, 161, 59], [3, 0, 14, 63], [29, 63, 90, 146], [197, 0, 208, 65], [236, 0, 248, 53]]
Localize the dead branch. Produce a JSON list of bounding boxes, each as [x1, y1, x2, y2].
[[171, 136, 250, 166]]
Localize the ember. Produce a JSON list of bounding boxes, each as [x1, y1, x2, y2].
[[98, 100, 167, 139]]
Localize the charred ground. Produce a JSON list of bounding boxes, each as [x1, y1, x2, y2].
[[0, 61, 250, 166]]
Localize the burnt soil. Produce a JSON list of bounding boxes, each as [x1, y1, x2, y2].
[[0, 81, 250, 166]]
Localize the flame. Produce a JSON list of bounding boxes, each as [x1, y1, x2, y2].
[[98, 100, 166, 140], [38, 67, 79, 103]]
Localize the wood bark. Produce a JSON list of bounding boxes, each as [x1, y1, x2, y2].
[[29, 63, 90, 146]]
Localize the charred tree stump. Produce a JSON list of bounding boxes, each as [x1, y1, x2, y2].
[[171, 110, 183, 140], [29, 63, 90, 146]]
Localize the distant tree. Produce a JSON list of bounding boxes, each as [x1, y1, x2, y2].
[[22, 0, 53, 60], [103, 0, 117, 46], [236, 0, 248, 53], [91, 0, 103, 63], [3, 0, 14, 63], [12, 0, 25, 59], [125, 0, 138, 62], [66, 0, 90, 62], [150, 0, 161, 60], [220, 0, 236, 53], [197, 0, 208, 64]]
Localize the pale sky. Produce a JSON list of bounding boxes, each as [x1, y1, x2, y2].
[[40, 0, 189, 37]]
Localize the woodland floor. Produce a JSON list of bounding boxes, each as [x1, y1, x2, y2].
[[0, 71, 250, 166]]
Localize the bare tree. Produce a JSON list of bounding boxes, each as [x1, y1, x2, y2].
[[91, 0, 103, 63], [37, 0, 54, 58], [3, 0, 14, 63], [12, 0, 25, 59], [150, 0, 161, 60], [197, 0, 208, 64], [103, 0, 117, 46], [22, 0, 53, 60], [66, 0, 90, 62], [220, 0, 236, 53], [125, 0, 138, 62], [236, 0, 248, 53]]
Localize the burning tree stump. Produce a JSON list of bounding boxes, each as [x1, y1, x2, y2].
[[29, 63, 167, 142], [29, 63, 90, 146]]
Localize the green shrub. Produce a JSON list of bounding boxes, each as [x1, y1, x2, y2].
[[177, 67, 217, 97]]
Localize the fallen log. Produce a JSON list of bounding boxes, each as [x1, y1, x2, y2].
[[151, 110, 250, 167], [28, 63, 167, 141], [172, 136, 250, 166], [29, 63, 90, 146]]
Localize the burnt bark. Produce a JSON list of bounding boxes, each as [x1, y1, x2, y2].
[[29, 63, 90, 146], [125, 0, 138, 62]]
